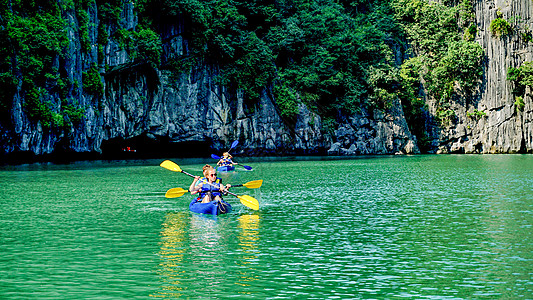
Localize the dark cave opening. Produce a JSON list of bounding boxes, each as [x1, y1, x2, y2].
[[100, 135, 212, 160]]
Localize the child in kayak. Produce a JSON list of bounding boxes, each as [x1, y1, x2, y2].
[[189, 165, 230, 203]]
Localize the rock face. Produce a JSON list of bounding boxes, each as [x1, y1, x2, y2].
[[0, 0, 531, 162], [327, 99, 419, 155], [427, 0, 533, 154]]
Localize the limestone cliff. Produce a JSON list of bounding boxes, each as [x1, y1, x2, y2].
[[0, 1, 415, 161], [0, 0, 531, 163], [427, 0, 533, 154]]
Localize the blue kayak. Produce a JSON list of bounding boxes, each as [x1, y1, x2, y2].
[[189, 198, 232, 215], [216, 165, 235, 172]]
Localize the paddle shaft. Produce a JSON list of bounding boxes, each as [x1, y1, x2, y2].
[[180, 169, 196, 178], [180, 169, 228, 193]]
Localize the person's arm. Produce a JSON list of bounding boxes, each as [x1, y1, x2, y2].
[[189, 176, 200, 195], [219, 183, 231, 195]]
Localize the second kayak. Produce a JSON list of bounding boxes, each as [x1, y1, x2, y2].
[[216, 165, 235, 172]]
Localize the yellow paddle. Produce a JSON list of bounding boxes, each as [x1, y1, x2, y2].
[[232, 180, 263, 189], [160, 160, 260, 210], [165, 187, 189, 198]]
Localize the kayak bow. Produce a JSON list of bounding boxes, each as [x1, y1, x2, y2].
[[189, 198, 232, 215]]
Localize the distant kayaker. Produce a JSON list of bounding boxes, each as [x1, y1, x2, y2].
[[189, 165, 231, 203], [217, 152, 235, 168]]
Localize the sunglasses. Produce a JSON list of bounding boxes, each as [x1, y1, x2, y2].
[[208, 173, 217, 177]]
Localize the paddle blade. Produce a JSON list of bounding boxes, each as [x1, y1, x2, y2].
[[236, 163, 252, 171], [160, 160, 182, 172], [237, 194, 259, 210], [165, 187, 188, 198], [242, 180, 263, 189], [230, 140, 239, 150], [211, 154, 221, 160]]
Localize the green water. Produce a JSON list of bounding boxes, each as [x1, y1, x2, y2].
[[0, 155, 531, 299]]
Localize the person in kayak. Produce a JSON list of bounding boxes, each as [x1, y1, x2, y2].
[[195, 164, 220, 186], [217, 152, 235, 168], [189, 165, 230, 203]]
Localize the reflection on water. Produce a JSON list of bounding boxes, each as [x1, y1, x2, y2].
[[153, 212, 233, 298], [153, 212, 188, 299], [188, 213, 227, 291], [236, 214, 260, 289], [153, 212, 262, 298]]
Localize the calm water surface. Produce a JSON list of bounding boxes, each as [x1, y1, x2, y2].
[[0, 155, 531, 299]]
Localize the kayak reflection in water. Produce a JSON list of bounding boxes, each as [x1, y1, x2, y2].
[[189, 164, 231, 203]]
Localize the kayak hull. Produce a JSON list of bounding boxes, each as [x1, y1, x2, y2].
[[217, 165, 235, 172], [189, 198, 232, 215]]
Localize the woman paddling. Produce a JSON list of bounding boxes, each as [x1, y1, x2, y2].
[[217, 152, 236, 168], [189, 165, 230, 203], [195, 164, 221, 186]]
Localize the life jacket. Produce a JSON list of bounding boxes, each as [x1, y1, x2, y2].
[[220, 157, 233, 166], [198, 178, 223, 201], [196, 177, 221, 186]]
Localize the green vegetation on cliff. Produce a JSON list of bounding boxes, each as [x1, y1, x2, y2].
[[0, 0, 82, 127], [0, 0, 70, 127], [490, 11, 512, 38], [393, 0, 483, 130], [136, 0, 406, 120], [135, 0, 485, 135], [1, 0, 486, 136], [507, 61, 533, 112]]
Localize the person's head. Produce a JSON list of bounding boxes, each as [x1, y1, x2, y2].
[[202, 164, 214, 177], [223, 152, 232, 158], [204, 166, 217, 182]]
